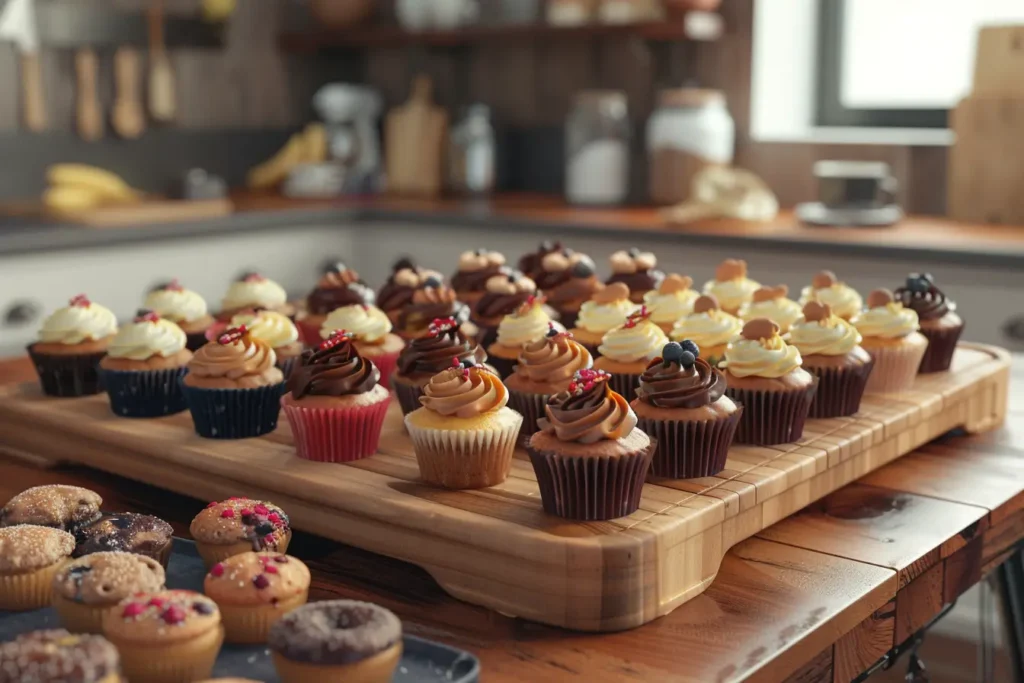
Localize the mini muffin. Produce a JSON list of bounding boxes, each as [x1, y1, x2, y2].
[[739, 285, 802, 333], [72, 512, 174, 567], [470, 269, 538, 348], [853, 288, 930, 393], [702, 259, 761, 315], [670, 294, 743, 366], [204, 551, 310, 643], [269, 600, 402, 683], [378, 259, 442, 323], [632, 341, 741, 479], [569, 282, 639, 353], [146, 279, 215, 351], [544, 257, 602, 329], [102, 590, 223, 683], [527, 369, 654, 520], [721, 318, 818, 445], [0, 629, 121, 683], [224, 309, 304, 379], [593, 306, 669, 398], [392, 317, 488, 415], [643, 274, 699, 334], [319, 303, 405, 388], [219, 271, 294, 321], [450, 248, 507, 305], [894, 272, 963, 373], [799, 270, 863, 321], [297, 262, 376, 343], [393, 275, 470, 341], [486, 296, 558, 377], [0, 485, 102, 534], [28, 294, 118, 397], [282, 331, 391, 463], [0, 525, 75, 610], [52, 551, 166, 633], [405, 363, 523, 489], [605, 248, 665, 303], [98, 310, 192, 418], [190, 497, 291, 567]]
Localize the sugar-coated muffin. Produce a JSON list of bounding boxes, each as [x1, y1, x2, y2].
[[392, 316, 488, 415], [799, 270, 863, 321], [318, 303, 405, 388], [569, 282, 639, 352], [670, 294, 742, 366], [52, 551, 166, 634], [298, 262, 376, 343], [470, 269, 539, 348], [0, 525, 75, 610], [229, 309, 303, 379], [451, 248, 507, 305], [0, 485, 102, 534], [145, 278, 215, 351], [27, 294, 118, 397], [853, 288, 929, 393], [702, 259, 761, 316], [219, 272, 293, 320], [486, 296, 559, 377], [643, 274, 699, 334], [190, 497, 291, 568], [72, 512, 174, 567], [739, 284, 803, 334], [0, 629, 121, 683], [893, 272, 963, 373], [593, 306, 669, 398], [605, 248, 665, 303]]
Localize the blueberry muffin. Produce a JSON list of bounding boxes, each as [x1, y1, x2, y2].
[[52, 551, 166, 633], [190, 498, 291, 568], [73, 512, 174, 568]]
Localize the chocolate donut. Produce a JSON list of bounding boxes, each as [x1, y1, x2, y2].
[[269, 600, 402, 666]]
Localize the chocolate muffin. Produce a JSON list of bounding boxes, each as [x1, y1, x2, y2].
[[0, 485, 102, 535], [0, 629, 121, 683], [72, 512, 174, 568]]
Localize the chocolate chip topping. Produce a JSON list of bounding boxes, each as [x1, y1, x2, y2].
[[269, 600, 402, 666], [741, 318, 779, 341], [692, 294, 720, 314], [0, 486, 102, 534], [867, 288, 895, 309], [811, 270, 837, 289], [802, 301, 832, 322], [72, 513, 173, 560], [0, 629, 120, 683]]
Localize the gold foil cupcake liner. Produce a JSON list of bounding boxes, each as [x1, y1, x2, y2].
[[406, 415, 522, 489]]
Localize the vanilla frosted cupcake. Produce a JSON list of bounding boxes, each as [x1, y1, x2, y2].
[[486, 295, 558, 377], [220, 272, 292, 320], [231, 309, 303, 379], [28, 294, 118, 397], [853, 288, 929, 393], [702, 259, 761, 315], [605, 248, 665, 303], [320, 303, 405, 387], [643, 274, 698, 334], [146, 279, 214, 351], [593, 306, 669, 398], [569, 282, 638, 352], [740, 284, 802, 333], [670, 294, 742, 365], [799, 270, 863, 321]]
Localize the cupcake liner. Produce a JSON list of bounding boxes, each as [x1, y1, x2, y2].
[[27, 346, 106, 397], [864, 338, 929, 393], [805, 358, 876, 418], [638, 407, 742, 479], [0, 561, 65, 610], [282, 395, 391, 463], [195, 532, 292, 569], [273, 644, 403, 683], [725, 380, 818, 446], [406, 414, 522, 489], [487, 355, 517, 379], [296, 318, 323, 347], [276, 355, 300, 382], [53, 594, 108, 634], [607, 372, 642, 402], [100, 367, 189, 418], [526, 439, 656, 521], [472, 324, 500, 350], [219, 591, 308, 644], [185, 331, 209, 353], [393, 379, 426, 416], [363, 349, 400, 390], [113, 625, 223, 683], [182, 380, 286, 439], [918, 323, 964, 374], [507, 389, 550, 446], [557, 310, 580, 329]]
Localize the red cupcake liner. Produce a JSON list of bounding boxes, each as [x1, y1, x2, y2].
[[638, 406, 742, 479], [805, 358, 875, 418], [282, 395, 391, 463], [363, 349, 400, 390], [295, 318, 323, 347], [725, 379, 818, 446], [507, 389, 550, 446], [917, 323, 964, 374]]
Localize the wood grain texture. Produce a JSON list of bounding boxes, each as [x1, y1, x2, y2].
[[782, 648, 833, 683], [894, 561, 944, 644], [832, 600, 895, 683]]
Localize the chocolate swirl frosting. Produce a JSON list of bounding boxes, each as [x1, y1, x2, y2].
[[473, 288, 532, 321], [307, 270, 375, 314], [893, 273, 952, 321], [396, 325, 486, 379], [397, 286, 470, 333], [288, 336, 379, 398], [538, 371, 637, 444], [514, 335, 593, 384], [636, 356, 726, 409], [452, 263, 505, 294], [419, 366, 508, 418]]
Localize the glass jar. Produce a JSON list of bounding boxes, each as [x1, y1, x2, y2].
[[565, 90, 630, 206], [448, 104, 495, 196]]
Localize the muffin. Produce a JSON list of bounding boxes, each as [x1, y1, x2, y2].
[[282, 331, 391, 463], [392, 316, 488, 415], [470, 269, 538, 348], [319, 304, 405, 388], [721, 318, 818, 446], [190, 497, 291, 567], [544, 257, 602, 329], [526, 369, 654, 520], [643, 274, 699, 334], [0, 629, 121, 683], [853, 288, 930, 393], [269, 600, 402, 683], [799, 270, 863, 321], [377, 258, 441, 322], [228, 309, 304, 379], [450, 248, 507, 305], [670, 294, 742, 366], [0, 485, 102, 534], [98, 310, 192, 418], [182, 326, 286, 439], [894, 272, 964, 373], [72, 512, 174, 568], [219, 272, 293, 320], [739, 285, 802, 333], [28, 294, 117, 397], [297, 262, 375, 343], [102, 590, 223, 683], [146, 279, 215, 351], [52, 551, 166, 633], [632, 341, 742, 478], [405, 363, 523, 489], [505, 327, 594, 445], [486, 296, 558, 377], [605, 248, 665, 303], [393, 275, 470, 341], [569, 282, 638, 353], [702, 259, 761, 315], [0, 525, 75, 610], [593, 306, 669, 398]]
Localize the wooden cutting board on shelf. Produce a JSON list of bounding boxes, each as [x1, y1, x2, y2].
[[51, 198, 233, 228], [385, 75, 447, 197]]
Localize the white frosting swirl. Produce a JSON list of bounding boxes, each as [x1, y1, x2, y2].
[[107, 318, 187, 360], [574, 299, 638, 334], [670, 310, 743, 348], [739, 297, 803, 333], [722, 334, 803, 378], [144, 287, 208, 324], [221, 278, 287, 311], [38, 301, 117, 345], [496, 302, 551, 347], [643, 289, 699, 326], [702, 277, 761, 312], [598, 319, 669, 363], [799, 284, 863, 320], [787, 315, 862, 356], [230, 310, 299, 348], [319, 304, 393, 343], [853, 303, 919, 340]]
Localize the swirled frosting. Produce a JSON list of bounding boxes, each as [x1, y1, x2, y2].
[[643, 287, 699, 326], [289, 335, 379, 398], [740, 297, 803, 332], [188, 332, 283, 388], [799, 283, 862, 320], [320, 304, 392, 343], [537, 371, 637, 444], [107, 317, 187, 360], [894, 275, 955, 321], [378, 259, 423, 312], [670, 310, 742, 348], [495, 300, 552, 347], [451, 250, 506, 294], [222, 276, 287, 312], [788, 314, 862, 356], [853, 302, 919, 339], [702, 277, 761, 312], [145, 284, 208, 324], [598, 318, 669, 363], [418, 366, 508, 418], [307, 269, 375, 314], [231, 310, 299, 349], [38, 297, 118, 345], [722, 333, 803, 379], [397, 323, 486, 379], [513, 334, 593, 385], [575, 298, 639, 334], [636, 356, 726, 409], [397, 285, 469, 333]]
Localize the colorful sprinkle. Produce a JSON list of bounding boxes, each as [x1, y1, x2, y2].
[[263, 564, 279, 575], [220, 508, 235, 519], [121, 602, 145, 618], [209, 563, 225, 578], [69, 294, 91, 308], [217, 326, 248, 346], [148, 597, 166, 608], [319, 329, 351, 351], [273, 555, 289, 563], [253, 504, 269, 516], [266, 513, 281, 524]]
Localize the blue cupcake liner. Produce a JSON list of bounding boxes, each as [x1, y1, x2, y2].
[[101, 366, 189, 418], [181, 379, 286, 439]]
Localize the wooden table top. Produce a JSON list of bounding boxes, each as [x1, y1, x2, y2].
[[0, 355, 1021, 683]]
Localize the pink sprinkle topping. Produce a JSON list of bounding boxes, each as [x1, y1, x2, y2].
[[243, 273, 265, 283], [266, 512, 281, 524], [253, 504, 269, 516], [240, 508, 253, 517], [209, 563, 225, 578], [147, 597, 165, 608], [567, 369, 611, 394], [264, 534, 276, 544], [121, 602, 145, 618], [252, 574, 270, 590], [206, 501, 218, 508], [166, 278, 184, 292], [217, 326, 247, 346], [161, 605, 187, 624], [428, 316, 457, 336], [133, 309, 160, 324], [319, 329, 350, 351], [273, 555, 289, 563], [69, 294, 91, 308], [263, 564, 279, 574], [624, 306, 651, 329], [220, 508, 235, 519]]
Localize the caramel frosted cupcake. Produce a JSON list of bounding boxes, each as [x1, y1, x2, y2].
[[486, 296, 557, 377], [593, 306, 669, 398], [569, 282, 638, 353], [799, 270, 863, 321], [229, 309, 303, 379], [450, 248, 507, 305], [0, 485, 102, 534], [470, 269, 538, 348], [377, 258, 440, 321], [72, 512, 174, 567], [894, 272, 963, 373], [0, 525, 75, 610], [740, 284, 802, 334], [393, 276, 469, 341], [702, 259, 761, 315], [853, 289, 930, 393], [605, 248, 665, 303], [670, 294, 742, 366], [392, 317, 488, 415], [527, 369, 654, 520], [0, 629, 121, 683], [190, 497, 291, 568], [52, 551, 166, 634], [204, 551, 310, 644], [146, 279, 215, 351], [28, 294, 118, 397], [542, 256, 601, 328], [220, 272, 293, 320], [319, 303, 404, 388], [721, 318, 818, 445], [298, 262, 375, 343], [643, 274, 699, 334]]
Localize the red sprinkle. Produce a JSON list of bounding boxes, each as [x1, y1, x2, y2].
[[209, 563, 225, 578], [243, 273, 265, 283], [253, 574, 270, 590], [263, 564, 279, 574], [319, 329, 351, 351], [166, 278, 184, 292], [253, 504, 269, 516], [205, 501, 218, 508], [69, 294, 91, 308], [266, 512, 281, 524], [273, 555, 289, 563], [264, 534, 276, 544], [162, 605, 187, 624], [220, 508, 235, 519], [147, 597, 165, 608], [217, 326, 248, 346], [121, 602, 145, 618], [240, 508, 253, 517]]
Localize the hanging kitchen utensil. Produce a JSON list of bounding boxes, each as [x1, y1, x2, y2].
[[147, 0, 176, 123], [0, 0, 45, 132], [384, 75, 448, 196], [112, 47, 145, 138], [74, 48, 103, 141]]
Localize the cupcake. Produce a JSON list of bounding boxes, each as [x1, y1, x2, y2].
[[569, 282, 638, 353], [229, 309, 303, 379], [787, 301, 874, 418], [98, 310, 192, 418], [702, 259, 761, 315], [518, 240, 588, 291], [28, 294, 117, 397], [52, 551, 166, 633], [799, 270, 863, 321], [204, 551, 310, 644], [894, 272, 964, 373], [740, 285, 803, 333], [451, 248, 508, 305], [544, 258, 603, 329], [0, 485, 102, 534], [146, 279, 215, 351], [219, 271, 293, 320], [0, 525, 75, 610], [470, 269, 538, 349], [405, 363, 523, 489], [182, 326, 286, 439], [593, 306, 669, 398], [393, 275, 469, 341], [320, 304, 405, 388], [0, 630, 121, 683], [505, 327, 594, 445], [486, 295, 556, 377], [643, 274, 699, 334], [632, 341, 742, 478], [853, 289, 930, 393], [392, 316, 487, 415], [605, 248, 665, 303], [102, 590, 223, 683], [269, 600, 402, 683], [527, 369, 654, 520], [670, 294, 742, 366], [282, 331, 391, 463], [377, 258, 439, 322], [297, 262, 375, 343], [72, 512, 174, 568], [190, 497, 291, 568], [721, 318, 818, 445]]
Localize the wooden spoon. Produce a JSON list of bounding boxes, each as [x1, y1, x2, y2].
[[112, 47, 145, 139], [147, 0, 176, 123], [74, 48, 102, 141]]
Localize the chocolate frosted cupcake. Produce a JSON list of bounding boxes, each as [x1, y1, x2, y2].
[[543, 257, 601, 329], [518, 240, 586, 291], [0, 525, 76, 610], [1, 485, 102, 534], [470, 269, 538, 348], [853, 289, 929, 393], [740, 285, 802, 334], [53, 551, 167, 633], [28, 294, 118, 397], [190, 497, 291, 568], [219, 272, 293, 320], [643, 274, 699, 334], [632, 341, 741, 478], [451, 248, 507, 305], [319, 303, 405, 388], [605, 248, 665, 303], [392, 317, 487, 415], [227, 309, 303, 380], [527, 369, 654, 520], [377, 258, 439, 321], [702, 259, 761, 316], [593, 306, 669, 398], [0, 629, 121, 682], [297, 262, 375, 343], [799, 270, 863, 321], [486, 296, 557, 377], [72, 512, 174, 568], [670, 294, 742, 366], [394, 276, 469, 341], [146, 279, 215, 351], [894, 272, 963, 373], [569, 282, 638, 353]]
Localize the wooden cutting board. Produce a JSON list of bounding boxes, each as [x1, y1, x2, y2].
[[385, 75, 448, 197]]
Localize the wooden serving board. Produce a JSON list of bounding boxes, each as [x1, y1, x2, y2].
[[0, 344, 1010, 632]]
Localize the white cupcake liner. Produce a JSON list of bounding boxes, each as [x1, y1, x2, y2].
[[406, 411, 523, 489]]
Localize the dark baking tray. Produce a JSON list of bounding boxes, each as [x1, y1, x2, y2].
[[0, 539, 480, 683]]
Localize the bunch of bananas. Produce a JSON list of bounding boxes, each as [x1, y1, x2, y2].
[[247, 123, 326, 190], [43, 164, 142, 214]]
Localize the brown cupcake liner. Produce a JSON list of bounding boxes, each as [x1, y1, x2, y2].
[[393, 379, 426, 416], [805, 358, 875, 418], [917, 323, 963, 374], [638, 407, 742, 479], [507, 389, 550, 446], [607, 371, 641, 402], [725, 380, 818, 446], [27, 346, 107, 397]]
